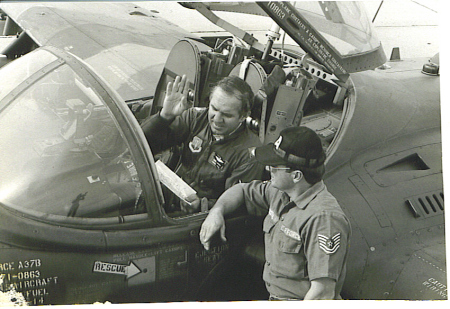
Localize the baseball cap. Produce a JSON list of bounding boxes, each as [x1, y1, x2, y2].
[[255, 127, 326, 169]]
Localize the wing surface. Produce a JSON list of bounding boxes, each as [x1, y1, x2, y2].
[[1, 2, 197, 101]]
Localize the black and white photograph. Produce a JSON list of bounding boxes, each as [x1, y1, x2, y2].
[[0, 0, 446, 306]]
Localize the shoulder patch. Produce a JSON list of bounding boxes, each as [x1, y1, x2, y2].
[[318, 233, 341, 255], [189, 136, 203, 153]]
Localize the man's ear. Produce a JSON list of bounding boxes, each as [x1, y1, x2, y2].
[[292, 170, 303, 183]]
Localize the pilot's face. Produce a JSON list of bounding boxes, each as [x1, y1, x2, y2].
[[208, 87, 246, 136]]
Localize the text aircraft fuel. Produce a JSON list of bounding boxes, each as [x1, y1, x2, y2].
[[0, 1, 445, 304]]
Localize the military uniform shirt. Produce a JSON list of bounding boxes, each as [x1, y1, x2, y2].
[[141, 107, 264, 200], [241, 180, 351, 299]]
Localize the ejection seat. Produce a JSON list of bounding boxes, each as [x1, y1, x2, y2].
[[140, 40, 209, 173], [142, 39, 219, 215], [228, 59, 286, 143], [144, 39, 287, 215]]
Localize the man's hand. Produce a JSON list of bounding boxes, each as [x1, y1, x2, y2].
[[160, 75, 191, 121], [199, 208, 227, 251], [180, 194, 201, 214]]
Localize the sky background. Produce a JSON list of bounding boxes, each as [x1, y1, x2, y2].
[[134, 0, 440, 59]]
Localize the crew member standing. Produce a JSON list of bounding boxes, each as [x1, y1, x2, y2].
[[199, 126, 351, 300], [142, 75, 264, 212]]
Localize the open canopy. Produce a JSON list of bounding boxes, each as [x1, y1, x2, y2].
[[184, 1, 386, 81]]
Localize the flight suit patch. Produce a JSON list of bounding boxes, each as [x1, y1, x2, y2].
[[208, 152, 227, 170], [189, 136, 203, 153], [318, 233, 341, 255]]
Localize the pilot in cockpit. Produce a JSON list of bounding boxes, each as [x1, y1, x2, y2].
[[141, 75, 265, 214]]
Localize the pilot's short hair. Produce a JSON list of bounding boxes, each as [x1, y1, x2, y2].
[[213, 75, 254, 116], [288, 164, 325, 185]]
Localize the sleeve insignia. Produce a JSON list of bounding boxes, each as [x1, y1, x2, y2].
[[318, 233, 341, 255]]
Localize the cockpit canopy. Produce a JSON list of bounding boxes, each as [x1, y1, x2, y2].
[[0, 48, 150, 219], [186, 1, 386, 80]]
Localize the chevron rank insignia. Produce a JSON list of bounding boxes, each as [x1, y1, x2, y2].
[[318, 233, 341, 254]]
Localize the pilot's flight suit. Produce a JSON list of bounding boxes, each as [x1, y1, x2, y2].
[[241, 180, 351, 300], [142, 107, 264, 201]]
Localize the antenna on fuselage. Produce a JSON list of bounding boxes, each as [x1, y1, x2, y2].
[[372, 0, 384, 23]]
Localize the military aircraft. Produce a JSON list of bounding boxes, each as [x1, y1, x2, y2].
[[0, 1, 445, 305]]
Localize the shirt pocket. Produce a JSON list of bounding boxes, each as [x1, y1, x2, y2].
[[269, 231, 305, 278], [277, 233, 302, 253]]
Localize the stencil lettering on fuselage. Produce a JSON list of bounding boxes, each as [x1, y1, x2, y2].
[[93, 261, 141, 279], [111, 245, 187, 284], [0, 258, 58, 305], [422, 278, 447, 298], [195, 244, 229, 266]]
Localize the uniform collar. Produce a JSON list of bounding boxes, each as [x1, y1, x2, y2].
[[210, 122, 245, 143], [291, 180, 325, 210]]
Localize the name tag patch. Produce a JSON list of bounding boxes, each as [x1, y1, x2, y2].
[[281, 225, 301, 241], [268, 208, 279, 222], [318, 233, 341, 255], [208, 152, 227, 170]]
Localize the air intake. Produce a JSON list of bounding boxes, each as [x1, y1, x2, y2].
[[406, 190, 444, 219], [378, 153, 430, 173]]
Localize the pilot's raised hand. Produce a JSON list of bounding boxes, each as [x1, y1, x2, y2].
[[160, 75, 191, 121], [199, 208, 227, 251]]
